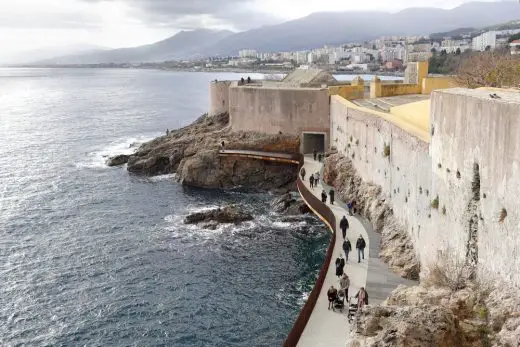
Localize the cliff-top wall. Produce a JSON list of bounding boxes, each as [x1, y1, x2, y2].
[[330, 89, 520, 288]]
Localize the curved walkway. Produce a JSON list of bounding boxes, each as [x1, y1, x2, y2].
[[295, 156, 416, 347], [218, 149, 300, 165]]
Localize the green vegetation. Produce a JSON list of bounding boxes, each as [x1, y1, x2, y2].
[[383, 144, 391, 158], [431, 196, 439, 209]]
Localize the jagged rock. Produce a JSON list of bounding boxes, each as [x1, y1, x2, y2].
[[348, 304, 458, 347], [323, 153, 420, 280], [184, 205, 253, 226], [106, 154, 129, 166], [270, 193, 310, 215], [112, 112, 299, 190]]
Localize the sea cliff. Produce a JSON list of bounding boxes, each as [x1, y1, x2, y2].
[[108, 112, 299, 191]]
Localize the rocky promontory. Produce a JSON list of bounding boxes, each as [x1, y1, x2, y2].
[[107, 113, 300, 191], [184, 205, 253, 229], [270, 193, 311, 215]]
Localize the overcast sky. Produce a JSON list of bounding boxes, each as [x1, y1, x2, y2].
[[0, 0, 505, 56]]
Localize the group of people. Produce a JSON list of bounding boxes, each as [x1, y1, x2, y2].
[[240, 76, 252, 85], [312, 148, 323, 162], [309, 172, 320, 188], [340, 215, 366, 263], [327, 252, 369, 311]]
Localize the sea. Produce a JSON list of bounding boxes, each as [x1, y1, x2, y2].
[[0, 68, 400, 346]]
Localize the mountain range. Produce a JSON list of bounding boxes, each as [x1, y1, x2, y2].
[[29, 1, 520, 65]]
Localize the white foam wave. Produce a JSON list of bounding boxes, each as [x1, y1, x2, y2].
[[76, 133, 159, 170], [272, 221, 307, 229], [147, 173, 176, 182]]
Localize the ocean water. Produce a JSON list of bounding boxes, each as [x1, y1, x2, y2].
[[0, 68, 331, 346]]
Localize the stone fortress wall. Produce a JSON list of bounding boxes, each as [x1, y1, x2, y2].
[[330, 89, 520, 288]]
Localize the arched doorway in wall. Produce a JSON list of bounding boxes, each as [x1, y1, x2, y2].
[[301, 132, 326, 154]]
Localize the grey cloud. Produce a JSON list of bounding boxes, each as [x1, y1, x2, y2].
[[82, 0, 281, 30]]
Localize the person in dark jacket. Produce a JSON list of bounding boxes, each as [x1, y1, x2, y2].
[[335, 254, 345, 278], [313, 148, 317, 161], [321, 190, 327, 203], [300, 167, 306, 180], [329, 189, 335, 205], [339, 216, 349, 239], [327, 286, 338, 310], [343, 238, 352, 261], [318, 153, 322, 162], [356, 235, 366, 263], [309, 175, 314, 188], [355, 287, 369, 309]]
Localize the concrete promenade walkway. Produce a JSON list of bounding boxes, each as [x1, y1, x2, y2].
[[297, 156, 416, 346], [297, 157, 370, 347]]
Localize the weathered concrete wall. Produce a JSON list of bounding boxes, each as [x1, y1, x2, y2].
[[209, 80, 232, 116], [430, 88, 520, 288], [422, 77, 458, 95], [229, 85, 330, 149], [330, 96, 432, 257], [331, 89, 520, 288], [377, 83, 422, 98]]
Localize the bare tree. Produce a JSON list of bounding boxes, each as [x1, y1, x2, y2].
[[456, 51, 520, 88]]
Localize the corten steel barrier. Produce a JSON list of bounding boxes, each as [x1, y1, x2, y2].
[[283, 174, 337, 347], [218, 149, 301, 165]]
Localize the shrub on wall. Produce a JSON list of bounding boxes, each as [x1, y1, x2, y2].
[[431, 196, 440, 209], [383, 144, 391, 158]]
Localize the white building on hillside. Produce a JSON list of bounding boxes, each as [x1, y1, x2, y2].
[[472, 31, 496, 51], [239, 49, 258, 58]]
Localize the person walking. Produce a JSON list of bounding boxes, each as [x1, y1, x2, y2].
[[339, 215, 349, 239], [347, 201, 353, 216], [356, 234, 366, 263], [315, 172, 320, 185], [327, 286, 338, 310], [339, 273, 350, 303], [321, 190, 327, 203], [343, 238, 352, 261], [300, 167, 306, 181], [318, 153, 323, 162], [329, 189, 335, 205], [355, 287, 369, 309], [313, 148, 317, 161], [309, 174, 314, 188], [335, 254, 345, 279]]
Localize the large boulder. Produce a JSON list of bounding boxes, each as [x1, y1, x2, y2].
[[184, 205, 253, 226], [271, 193, 310, 215], [106, 154, 129, 166]]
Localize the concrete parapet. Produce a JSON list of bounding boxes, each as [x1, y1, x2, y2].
[[328, 78, 365, 101]]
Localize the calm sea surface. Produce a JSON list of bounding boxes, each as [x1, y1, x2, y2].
[[0, 68, 334, 346]]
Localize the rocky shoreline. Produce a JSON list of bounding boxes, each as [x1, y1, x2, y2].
[[107, 112, 299, 191]]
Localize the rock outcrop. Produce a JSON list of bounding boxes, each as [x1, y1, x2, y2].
[[184, 205, 253, 228], [109, 112, 300, 191], [270, 193, 311, 215], [323, 153, 419, 280], [349, 278, 520, 347], [106, 154, 130, 167]]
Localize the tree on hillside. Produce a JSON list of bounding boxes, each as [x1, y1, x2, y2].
[[456, 51, 520, 88], [508, 33, 520, 43], [455, 48, 461, 55]]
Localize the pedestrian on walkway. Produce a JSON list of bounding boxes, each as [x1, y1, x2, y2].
[[313, 148, 317, 161], [321, 190, 327, 203], [314, 172, 320, 185], [329, 189, 335, 205], [339, 273, 350, 302], [318, 153, 322, 162], [343, 238, 352, 261], [355, 287, 369, 309], [347, 201, 353, 216], [356, 234, 366, 263], [335, 254, 345, 278], [309, 174, 314, 188], [300, 167, 306, 181], [327, 286, 338, 310], [339, 215, 349, 239]]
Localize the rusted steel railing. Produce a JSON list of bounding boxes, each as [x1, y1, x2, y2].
[[283, 168, 337, 347]]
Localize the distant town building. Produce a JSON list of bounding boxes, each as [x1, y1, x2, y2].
[[384, 60, 403, 71], [472, 31, 496, 51], [406, 51, 433, 63], [239, 49, 258, 58], [511, 39, 520, 55]]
